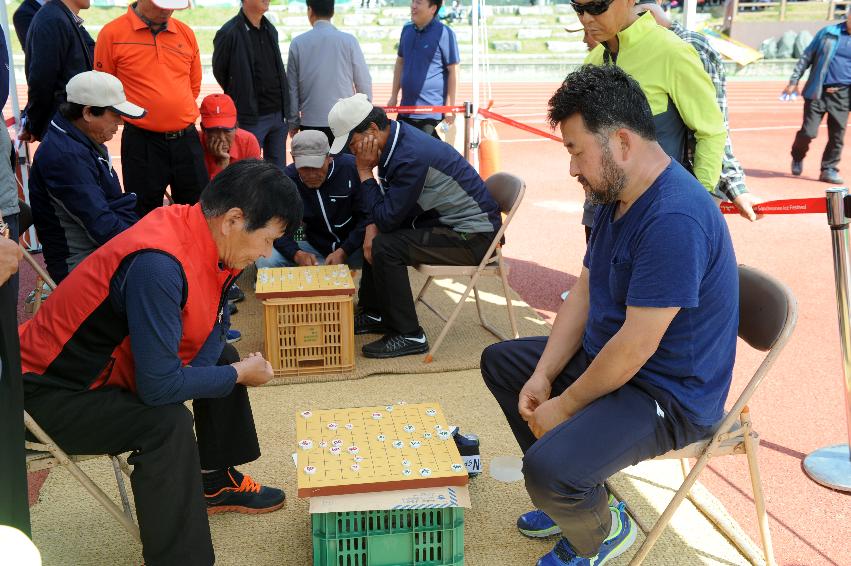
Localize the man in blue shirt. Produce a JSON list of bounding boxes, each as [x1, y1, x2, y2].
[[480, 65, 738, 566], [388, 0, 460, 138], [785, 18, 851, 184], [257, 130, 368, 269], [329, 94, 501, 358]]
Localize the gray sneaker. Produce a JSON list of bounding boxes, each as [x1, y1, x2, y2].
[[791, 159, 803, 176], [820, 169, 845, 184]]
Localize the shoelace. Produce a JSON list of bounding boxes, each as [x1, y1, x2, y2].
[[385, 334, 413, 351], [234, 474, 262, 494]]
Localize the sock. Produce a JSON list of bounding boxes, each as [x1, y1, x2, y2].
[[202, 467, 242, 493]]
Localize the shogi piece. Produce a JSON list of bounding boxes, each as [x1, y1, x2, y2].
[[256, 266, 356, 378]]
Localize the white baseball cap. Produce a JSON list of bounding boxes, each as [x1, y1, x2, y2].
[[328, 93, 374, 154], [152, 0, 189, 9], [66, 71, 146, 119]]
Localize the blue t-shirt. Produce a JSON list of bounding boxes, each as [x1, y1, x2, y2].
[[582, 161, 738, 426], [825, 26, 851, 86], [397, 18, 460, 121]]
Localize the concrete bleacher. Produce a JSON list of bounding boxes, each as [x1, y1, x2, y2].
[[5, 2, 796, 83]]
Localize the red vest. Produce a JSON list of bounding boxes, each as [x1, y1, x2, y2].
[[19, 204, 239, 392]]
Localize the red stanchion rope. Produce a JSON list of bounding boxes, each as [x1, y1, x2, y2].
[[720, 198, 827, 215], [478, 107, 563, 143], [382, 105, 465, 114]]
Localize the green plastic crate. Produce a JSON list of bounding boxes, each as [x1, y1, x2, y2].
[[312, 508, 464, 566]]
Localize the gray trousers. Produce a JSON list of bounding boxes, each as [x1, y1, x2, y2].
[[481, 337, 714, 557]]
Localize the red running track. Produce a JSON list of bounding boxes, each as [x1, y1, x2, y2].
[[12, 81, 850, 565]]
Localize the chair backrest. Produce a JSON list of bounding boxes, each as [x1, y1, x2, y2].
[[713, 265, 797, 437], [738, 264, 797, 352], [486, 172, 524, 215]]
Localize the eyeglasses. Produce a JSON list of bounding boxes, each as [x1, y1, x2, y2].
[[571, 0, 616, 16]]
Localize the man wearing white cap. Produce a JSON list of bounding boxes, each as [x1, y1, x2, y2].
[[29, 71, 146, 284], [257, 129, 368, 269], [328, 94, 502, 358], [94, 0, 208, 217]]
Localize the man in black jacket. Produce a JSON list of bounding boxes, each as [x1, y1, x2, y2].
[[213, 0, 293, 168], [20, 0, 94, 142], [13, 0, 43, 49]]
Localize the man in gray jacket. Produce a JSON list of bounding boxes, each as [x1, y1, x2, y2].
[[287, 0, 372, 147]]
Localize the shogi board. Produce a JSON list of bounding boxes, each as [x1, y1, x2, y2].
[[296, 402, 469, 497], [255, 265, 355, 299]]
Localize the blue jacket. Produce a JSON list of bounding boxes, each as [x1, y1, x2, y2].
[[363, 121, 501, 234], [23, 0, 94, 139], [13, 0, 41, 49], [30, 114, 138, 283], [791, 22, 849, 100], [275, 154, 369, 261]]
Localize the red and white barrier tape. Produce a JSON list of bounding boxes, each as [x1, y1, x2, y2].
[[720, 198, 827, 215]]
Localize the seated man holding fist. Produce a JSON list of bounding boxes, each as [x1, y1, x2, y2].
[[257, 130, 368, 269], [19, 160, 303, 565]]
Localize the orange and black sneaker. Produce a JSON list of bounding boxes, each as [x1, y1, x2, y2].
[[203, 467, 285, 515]]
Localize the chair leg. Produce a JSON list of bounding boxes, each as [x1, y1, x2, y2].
[[474, 285, 509, 341], [24, 413, 140, 542], [424, 276, 480, 363], [112, 456, 135, 524], [629, 451, 714, 565], [742, 410, 777, 566], [499, 263, 519, 339], [415, 275, 434, 304], [680, 458, 691, 480]]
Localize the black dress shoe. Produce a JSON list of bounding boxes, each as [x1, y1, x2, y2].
[[362, 329, 429, 359]]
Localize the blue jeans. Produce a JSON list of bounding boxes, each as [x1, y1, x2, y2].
[[256, 241, 363, 269], [243, 112, 287, 169]]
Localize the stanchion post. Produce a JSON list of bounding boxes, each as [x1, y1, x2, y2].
[[804, 187, 851, 492], [463, 101, 472, 162]]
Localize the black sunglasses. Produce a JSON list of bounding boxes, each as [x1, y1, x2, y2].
[[571, 0, 616, 16]]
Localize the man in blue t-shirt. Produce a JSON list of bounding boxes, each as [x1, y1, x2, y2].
[[388, 0, 460, 138], [481, 65, 738, 566]]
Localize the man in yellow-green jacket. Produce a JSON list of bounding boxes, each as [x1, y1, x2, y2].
[[580, 0, 726, 193]]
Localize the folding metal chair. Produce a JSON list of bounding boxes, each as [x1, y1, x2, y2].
[[16, 211, 139, 542], [609, 264, 796, 566], [414, 172, 526, 362]]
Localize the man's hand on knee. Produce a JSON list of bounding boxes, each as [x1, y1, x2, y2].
[[527, 394, 575, 439], [233, 352, 274, 386], [518, 372, 552, 422]]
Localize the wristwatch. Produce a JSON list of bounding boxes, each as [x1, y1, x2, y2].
[[0, 214, 8, 239]]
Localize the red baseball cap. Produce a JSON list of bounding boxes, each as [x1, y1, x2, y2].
[[200, 94, 237, 129]]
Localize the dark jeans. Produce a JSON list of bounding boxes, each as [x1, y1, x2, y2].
[[243, 111, 287, 169], [481, 337, 714, 557], [398, 116, 443, 139], [23, 344, 260, 566], [357, 227, 494, 335], [122, 123, 209, 218], [791, 86, 850, 172], [0, 248, 29, 536]]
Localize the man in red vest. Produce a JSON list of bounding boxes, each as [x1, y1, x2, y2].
[[19, 160, 303, 565]]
